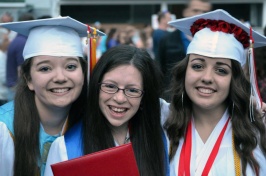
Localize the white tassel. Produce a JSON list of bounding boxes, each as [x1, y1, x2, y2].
[[247, 36, 262, 122]]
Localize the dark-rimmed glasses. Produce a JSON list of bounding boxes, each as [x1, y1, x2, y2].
[[99, 83, 144, 98]]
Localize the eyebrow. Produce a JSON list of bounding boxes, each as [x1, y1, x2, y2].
[[35, 57, 79, 66], [190, 58, 232, 69], [216, 62, 232, 69], [191, 58, 204, 62], [102, 80, 142, 88]]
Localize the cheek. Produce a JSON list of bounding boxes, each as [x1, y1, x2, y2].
[[221, 79, 231, 93], [185, 74, 193, 92], [74, 71, 85, 85], [131, 99, 142, 110], [99, 91, 112, 108]]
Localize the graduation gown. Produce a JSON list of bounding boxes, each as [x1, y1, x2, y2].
[[170, 110, 266, 176], [0, 101, 66, 176]]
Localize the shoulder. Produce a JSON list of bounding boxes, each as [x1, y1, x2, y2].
[[0, 121, 15, 176], [8, 35, 27, 48], [49, 136, 67, 157], [160, 98, 170, 125], [0, 121, 13, 140], [0, 101, 15, 134]]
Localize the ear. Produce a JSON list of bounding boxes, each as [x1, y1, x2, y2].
[[25, 76, 34, 91]]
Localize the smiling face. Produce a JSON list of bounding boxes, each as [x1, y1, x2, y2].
[[99, 64, 143, 131], [185, 54, 232, 112], [27, 55, 84, 110]]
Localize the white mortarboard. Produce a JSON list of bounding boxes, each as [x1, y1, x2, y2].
[[0, 16, 105, 60], [169, 9, 266, 66], [169, 9, 266, 116]]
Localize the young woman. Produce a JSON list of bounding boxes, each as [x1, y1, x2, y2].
[[44, 44, 169, 176], [165, 9, 266, 175], [0, 17, 95, 176]]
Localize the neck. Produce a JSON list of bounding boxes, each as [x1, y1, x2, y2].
[[192, 104, 227, 143], [36, 102, 70, 135], [111, 123, 129, 145], [158, 23, 167, 30]]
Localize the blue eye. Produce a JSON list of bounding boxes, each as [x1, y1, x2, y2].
[[104, 84, 116, 89], [216, 68, 228, 75], [101, 83, 118, 93], [67, 64, 77, 70], [191, 64, 203, 70], [126, 88, 140, 93], [39, 66, 50, 72]]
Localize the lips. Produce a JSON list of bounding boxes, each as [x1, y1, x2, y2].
[[197, 87, 216, 94]]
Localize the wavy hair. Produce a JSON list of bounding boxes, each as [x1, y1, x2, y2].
[[13, 57, 87, 176], [164, 56, 266, 176], [83, 44, 166, 176]]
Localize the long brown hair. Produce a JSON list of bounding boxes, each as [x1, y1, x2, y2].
[[13, 57, 87, 176], [83, 45, 166, 176], [164, 56, 266, 175]]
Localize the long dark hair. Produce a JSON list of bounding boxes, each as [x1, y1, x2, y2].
[[83, 44, 166, 176], [13, 57, 87, 176], [164, 56, 266, 175]]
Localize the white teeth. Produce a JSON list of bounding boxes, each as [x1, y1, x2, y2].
[[198, 88, 214, 94], [110, 106, 126, 112], [51, 88, 69, 93]]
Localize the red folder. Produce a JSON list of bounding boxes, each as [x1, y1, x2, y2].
[[51, 143, 140, 176]]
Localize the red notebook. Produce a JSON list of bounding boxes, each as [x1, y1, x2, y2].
[[51, 143, 140, 176]]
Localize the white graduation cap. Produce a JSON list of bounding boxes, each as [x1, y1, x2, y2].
[[168, 9, 266, 117], [169, 9, 266, 66], [0, 16, 105, 60]]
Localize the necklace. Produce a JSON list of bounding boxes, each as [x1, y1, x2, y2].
[[124, 134, 130, 144], [114, 130, 130, 145]]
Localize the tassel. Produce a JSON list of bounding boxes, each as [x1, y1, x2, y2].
[[90, 28, 97, 73], [86, 25, 98, 81], [248, 27, 262, 122]]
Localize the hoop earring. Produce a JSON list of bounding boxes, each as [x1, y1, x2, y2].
[[232, 102, 234, 118], [182, 92, 184, 112]]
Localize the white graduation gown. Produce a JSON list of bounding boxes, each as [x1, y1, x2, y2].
[[0, 101, 68, 176], [170, 110, 266, 176], [0, 122, 15, 176]]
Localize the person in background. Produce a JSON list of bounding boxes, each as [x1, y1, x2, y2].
[[254, 25, 266, 102], [105, 27, 119, 50], [157, 0, 211, 102], [0, 11, 13, 23], [44, 44, 169, 176], [5, 13, 34, 101], [153, 10, 172, 59], [164, 9, 266, 175], [0, 11, 16, 41], [0, 16, 92, 176], [0, 28, 10, 105]]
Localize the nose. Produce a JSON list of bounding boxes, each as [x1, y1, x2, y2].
[[53, 68, 67, 83], [113, 89, 127, 104], [201, 68, 213, 84]]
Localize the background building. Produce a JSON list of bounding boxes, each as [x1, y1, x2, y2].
[[0, 0, 265, 32]]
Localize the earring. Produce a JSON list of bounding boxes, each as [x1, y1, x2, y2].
[[182, 92, 184, 112], [231, 102, 234, 118]]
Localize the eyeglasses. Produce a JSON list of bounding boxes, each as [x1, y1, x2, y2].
[[99, 83, 144, 98]]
